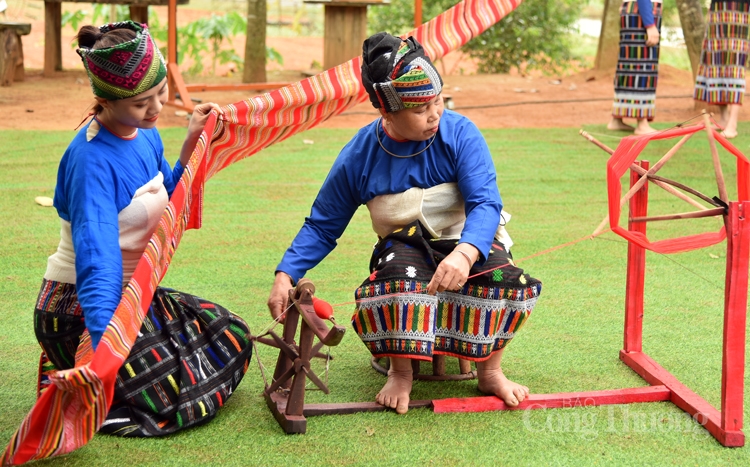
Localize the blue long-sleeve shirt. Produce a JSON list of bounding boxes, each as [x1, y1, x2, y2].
[[277, 110, 502, 283], [53, 120, 184, 348], [637, 0, 655, 27]]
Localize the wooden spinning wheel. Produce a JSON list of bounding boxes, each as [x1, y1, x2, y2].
[[576, 115, 750, 446], [581, 113, 750, 250], [261, 279, 346, 434]]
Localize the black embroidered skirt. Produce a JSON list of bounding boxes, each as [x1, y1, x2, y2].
[[34, 280, 252, 437], [352, 221, 542, 362]]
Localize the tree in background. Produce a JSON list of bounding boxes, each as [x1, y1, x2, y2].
[[368, 0, 586, 74], [674, 0, 705, 79], [244, 0, 267, 83]]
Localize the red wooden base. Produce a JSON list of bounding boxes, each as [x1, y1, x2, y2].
[[621, 350, 745, 447], [432, 385, 670, 413]]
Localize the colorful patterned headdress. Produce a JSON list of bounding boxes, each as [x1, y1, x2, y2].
[[77, 21, 167, 101], [361, 32, 443, 113]]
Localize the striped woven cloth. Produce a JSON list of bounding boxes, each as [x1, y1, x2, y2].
[[2, 1, 523, 464], [694, 1, 750, 105]]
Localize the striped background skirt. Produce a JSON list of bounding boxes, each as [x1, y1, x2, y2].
[[694, 1, 750, 105], [34, 280, 252, 437], [612, 1, 663, 120], [352, 221, 542, 362]]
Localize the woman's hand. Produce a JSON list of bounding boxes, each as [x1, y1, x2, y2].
[[645, 25, 660, 47], [267, 271, 294, 321], [426, 243, 478, 295], [179, 103, 224, 167], [187, 102, 224, 139]]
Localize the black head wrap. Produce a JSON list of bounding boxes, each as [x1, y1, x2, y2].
[[361, 32, 443, 113]]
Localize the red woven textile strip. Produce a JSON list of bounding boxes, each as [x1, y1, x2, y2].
[[2, 1, 523, 464], [607, 122, 750, 254]]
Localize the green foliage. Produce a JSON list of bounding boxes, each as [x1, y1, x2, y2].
[[464, 0, 586, 74], [91, 4, 131, 24], [369, 0, 587, 74], [368, 0, 461, 35], [61, 9, 87, 34], [192, 12, 246, 75], [266, 46, 284, 66]]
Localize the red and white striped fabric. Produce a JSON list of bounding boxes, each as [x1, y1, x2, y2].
[[2, 1, 522, 464]]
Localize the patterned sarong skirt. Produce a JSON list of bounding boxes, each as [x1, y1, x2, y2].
[[612, 1, 663, 120], [352, 221, 542, 362], [33, 280, 252, 437], [694, 1, 750, 105]]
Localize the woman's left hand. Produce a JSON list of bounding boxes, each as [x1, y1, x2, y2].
[[187, 102, 224, 138], [645, 25, 660, 47], [179, 103, 225, 167], [426, 244, 478, 295]]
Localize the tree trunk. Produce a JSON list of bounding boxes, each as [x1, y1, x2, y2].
[[594, 0, 621, 72], [243, 0, 266, 83], [675, 0, 706, 80]]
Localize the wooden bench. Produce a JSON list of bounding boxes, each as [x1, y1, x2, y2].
[[0, 22, 31, 86]]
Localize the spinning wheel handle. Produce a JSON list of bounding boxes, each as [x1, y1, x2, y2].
[[293, 278, 316, 300]]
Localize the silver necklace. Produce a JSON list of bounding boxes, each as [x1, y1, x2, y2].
[[376, 118, 436, 158]]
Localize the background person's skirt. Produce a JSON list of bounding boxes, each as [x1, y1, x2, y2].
[[34, 281, 252, 437], [352, 221, 542, 362], [694, 1, 750, 105], [612, 1, 663, 120]]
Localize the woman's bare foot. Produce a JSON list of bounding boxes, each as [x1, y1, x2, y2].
[[634, 119, 657, 135], [375, 358, 413, 414], [721, 105, 740, 139], [722, 127, 738, 139], [607, 118, 634, 131], [477, 366, 529, 407], [476, 350, 529, 407], [719, 105, 729, 129]]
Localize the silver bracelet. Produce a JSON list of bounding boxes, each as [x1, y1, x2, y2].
[[455, 249, 474, 267]]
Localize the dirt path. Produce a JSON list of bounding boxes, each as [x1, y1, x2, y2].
[[0, 64, 718, 132], [1, 7, 738, 132]]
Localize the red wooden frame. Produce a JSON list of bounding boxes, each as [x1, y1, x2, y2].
[[434, 161, 749, 447]]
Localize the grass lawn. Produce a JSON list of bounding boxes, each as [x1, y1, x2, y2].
[[1, 122, 749, 466]]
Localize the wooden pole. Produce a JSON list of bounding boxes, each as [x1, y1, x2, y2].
[[579, 130, 615, 154], [43, 1, 61, 77], [721, 202, 749, 442], [591, 134, 701, 234], [129, 6, 149, 25], [702, 112, 729, 203], [414, 0, 422, 28], [630, 207, 726, 223], [624, 134, 693, 204], [166, 0, 193, 112], [167, 0, 177, 100], [623, 160, 649, 353], [581, 131, 711, 235]]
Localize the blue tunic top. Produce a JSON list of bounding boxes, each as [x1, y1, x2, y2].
[[276, 110, 502, 283], [53, 120, 184, 348]]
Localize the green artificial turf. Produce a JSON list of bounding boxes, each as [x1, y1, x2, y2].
[[1, 122, 749, 466]]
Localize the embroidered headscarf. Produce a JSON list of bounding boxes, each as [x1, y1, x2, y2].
[[77, 21, 167, 101], [361, 32, 443, 113]]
